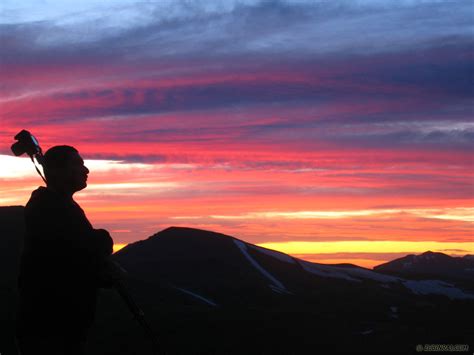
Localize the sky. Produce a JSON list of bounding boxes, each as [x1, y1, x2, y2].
[[1, 0, 473, 268]]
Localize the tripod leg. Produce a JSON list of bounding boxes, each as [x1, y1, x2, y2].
[[115, 281, 162, 355]]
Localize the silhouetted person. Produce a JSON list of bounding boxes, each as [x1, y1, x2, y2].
[[15, 146, 119, 355]]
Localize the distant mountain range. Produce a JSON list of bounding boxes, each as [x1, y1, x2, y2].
[[374, 251, 474, 283], [1, 205, 473, 354]]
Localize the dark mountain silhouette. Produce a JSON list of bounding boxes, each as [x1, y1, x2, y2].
[[107, 226, 474, 353], [1, 206, 473, 354], [113, 227, 474, 306], [374, 251, 474, 287], [0, 206, 24, 355]]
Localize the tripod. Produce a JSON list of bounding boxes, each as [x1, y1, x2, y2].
[[114, 280, 162, 355]]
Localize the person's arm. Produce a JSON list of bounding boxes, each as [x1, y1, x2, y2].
[[88, 228, 114, 258], [98, 257, 128, 288], [25, 203, 114, 283]]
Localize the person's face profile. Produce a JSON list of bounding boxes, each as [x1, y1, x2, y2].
[[49, 152, 90, 193], [66, 152, 89, 191]]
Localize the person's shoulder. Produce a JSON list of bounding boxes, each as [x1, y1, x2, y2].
[[25, 186, 61, 212]]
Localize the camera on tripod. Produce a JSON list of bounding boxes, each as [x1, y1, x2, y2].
[[11, 130, 43, 161], [11, 129, 46, 182]]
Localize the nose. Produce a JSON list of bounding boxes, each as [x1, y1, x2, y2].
[[84, 165, 90, 174]]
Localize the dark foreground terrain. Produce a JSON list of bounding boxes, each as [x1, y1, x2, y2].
[[1, 206, 473, 354]]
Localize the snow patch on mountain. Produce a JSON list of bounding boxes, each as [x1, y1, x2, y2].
[[296, 259, 474, 300], [337, 266, 400, 283], [249, 244, 296, 264], [297, 260, 361, 282], [175, 287, 219, 307], [297, 260, 400, 284], [269, 284, 292, 295], [233, 240, 288, 292], [402, 280, 474, 300]]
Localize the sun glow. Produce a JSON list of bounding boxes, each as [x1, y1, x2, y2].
[[112, 243, 127, 253], [257, 241, 474, 256]]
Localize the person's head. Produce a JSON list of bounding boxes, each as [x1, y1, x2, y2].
[[43, 145, 89, 196]]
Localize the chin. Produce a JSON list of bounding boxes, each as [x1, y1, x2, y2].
[[77, 182, 87, 191]]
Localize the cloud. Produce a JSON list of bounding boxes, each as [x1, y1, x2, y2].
[[208, 207, 474, 223], [2, 1, 472, 64]]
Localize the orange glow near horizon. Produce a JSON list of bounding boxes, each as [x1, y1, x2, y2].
[[258, 241, 474, 255], [113, 243, 127, 254], [1, 153, 472, 268], [258, 241, 474, 268]]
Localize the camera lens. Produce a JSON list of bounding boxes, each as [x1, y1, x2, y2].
[[11, 141, 26, 156]]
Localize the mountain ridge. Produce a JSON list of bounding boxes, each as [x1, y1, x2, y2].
[[113, 225, 474, 302], [373, 248, 474, 283]]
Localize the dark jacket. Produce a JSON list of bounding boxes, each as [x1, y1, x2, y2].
[[16, 186, 113, 340]]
